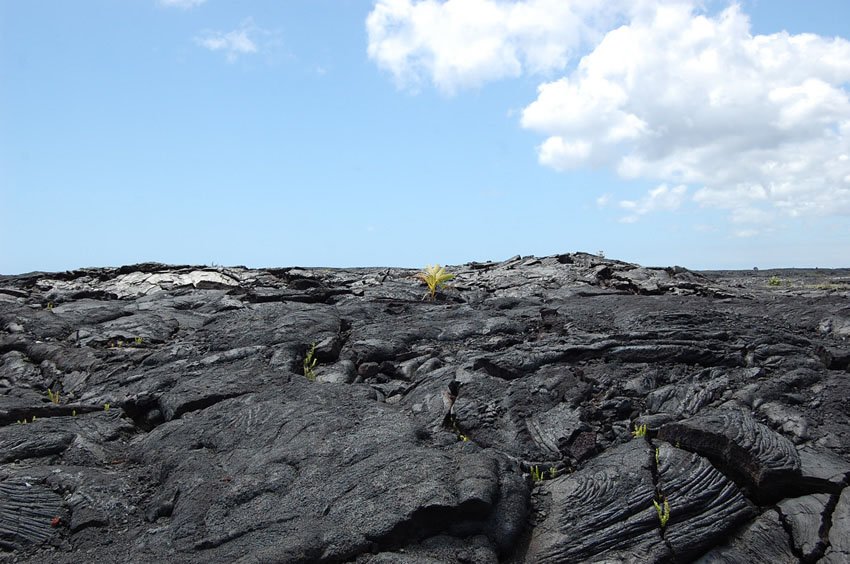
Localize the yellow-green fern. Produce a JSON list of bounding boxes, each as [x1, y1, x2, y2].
[[632, 423, 648, 438], [653, 497, 670, 528]]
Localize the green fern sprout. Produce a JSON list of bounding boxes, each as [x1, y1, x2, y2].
[[653, 497, 671, 528], [104, 403, 110, 411], [416, 264, 455, 300], [549, 467, 558, 479], [767, 275, 782, 287], [303, 343, 318, 381], [530, 466, 545, 482], [134, 337, 143, 345], [632, 423, 648, 438], [47, 388, 60, 405]]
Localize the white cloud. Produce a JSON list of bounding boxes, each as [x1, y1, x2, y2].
[[195, 19, 261, 62], [366, 0, 628, 93], [520, 2, 850, 224], [734, 229, 759, 238], [159, 0, 206, 8], [618, 184, 687, 222]]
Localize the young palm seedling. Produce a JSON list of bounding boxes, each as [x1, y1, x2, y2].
[[416, 264, 455, 300]]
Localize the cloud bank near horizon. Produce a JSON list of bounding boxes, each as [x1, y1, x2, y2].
[[367, 0, 850, 233]]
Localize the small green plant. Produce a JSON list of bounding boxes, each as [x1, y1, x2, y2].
[[416, 264, 455, 300], [72, 409, 77, 417], [46, 302, 54, 311], [767, 275, 781, 287], [104, 403, 110, 411], [47, 388, 60, 405], [549, 467, 558, 479], [134, 337, 143, 345], [303, 343, 318, 381], [653, 496, 670, 528], [632, 423, 648, 438], [447, 414, 471, 443], [17, 419, 25, 424], [655, 447, 660, 466], [530, 466, 545, 482]]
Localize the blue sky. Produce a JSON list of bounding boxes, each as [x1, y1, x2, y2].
[[2, 0, 849, 274]]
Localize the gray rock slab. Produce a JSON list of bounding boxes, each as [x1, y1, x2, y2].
[[656, 442, 756, 560], [694, 509, 798, 563], [527, 440, 669, 563], [128, 383, 527, 562], [798, 443, 850, 492], [0, 479, 63, 550], [777, 493, 830, 560], [822, 487, 850, 563], [658, 407, 801, 502]]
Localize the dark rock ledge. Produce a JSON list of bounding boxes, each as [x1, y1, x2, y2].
[[1, 253, 849, 563]]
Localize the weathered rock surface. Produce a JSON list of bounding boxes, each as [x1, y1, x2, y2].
[[0, 254, 849, 562]]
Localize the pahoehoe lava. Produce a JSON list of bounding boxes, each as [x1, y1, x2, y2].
[[1, 253, 849, 563]]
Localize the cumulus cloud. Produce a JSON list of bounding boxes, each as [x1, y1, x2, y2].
[[366, 0, 628, 93], [520, 2, 850, 223], [618, 184, 687, 223], [366, 1, 850, 227], [159, 0, 206, 8], [195, 19, 261, 62]]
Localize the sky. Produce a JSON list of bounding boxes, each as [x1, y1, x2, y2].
[[1, 0, 849, 274]]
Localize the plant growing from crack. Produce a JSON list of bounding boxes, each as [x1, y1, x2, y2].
[[47, 388, 60, 405], [416, 264, 454, 300], [631, 423, 648, 438], [529, 466, 558, 482], [530, 466, 545, 482], [767, 275, 782, 287], [446, 413, 472, 443], [303, 343, 318, 381], [653, 496, 670, 529]]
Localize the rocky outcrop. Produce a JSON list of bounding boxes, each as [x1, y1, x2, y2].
[[1, 253, 849, 562]]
